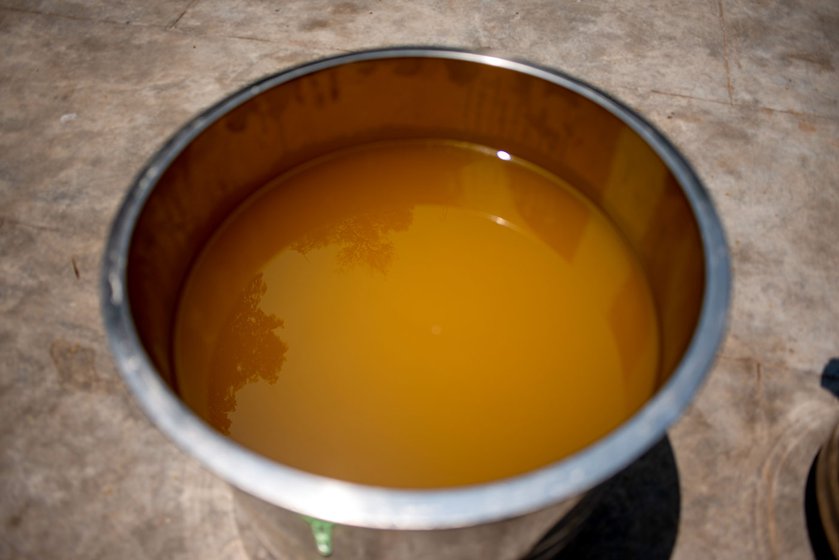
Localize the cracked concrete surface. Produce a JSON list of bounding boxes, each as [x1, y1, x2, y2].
[[1, 1, 837, 558]]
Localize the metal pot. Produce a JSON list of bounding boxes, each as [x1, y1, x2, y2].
[[816, 421, 839, 557], [101, 48, 730, 559]]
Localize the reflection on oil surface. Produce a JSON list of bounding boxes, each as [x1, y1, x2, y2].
[[291, 207, 413, 274], [174, 140, 660, 488], [207, 273, 287, 433]]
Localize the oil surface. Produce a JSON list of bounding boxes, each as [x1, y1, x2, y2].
[[173, 140, 660, 488]]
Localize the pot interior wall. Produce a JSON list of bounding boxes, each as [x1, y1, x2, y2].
[[126, 56, 704, 400]]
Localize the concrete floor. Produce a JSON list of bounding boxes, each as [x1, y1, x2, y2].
[[1, 1, 838, 558]]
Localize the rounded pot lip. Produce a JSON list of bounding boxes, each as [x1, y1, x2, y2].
[[101, 46, 731, 530]]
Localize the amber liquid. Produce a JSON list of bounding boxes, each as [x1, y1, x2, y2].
[[173, 140, 660, 488]]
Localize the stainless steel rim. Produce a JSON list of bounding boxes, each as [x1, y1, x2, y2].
[[101, 47, 731, 530]]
